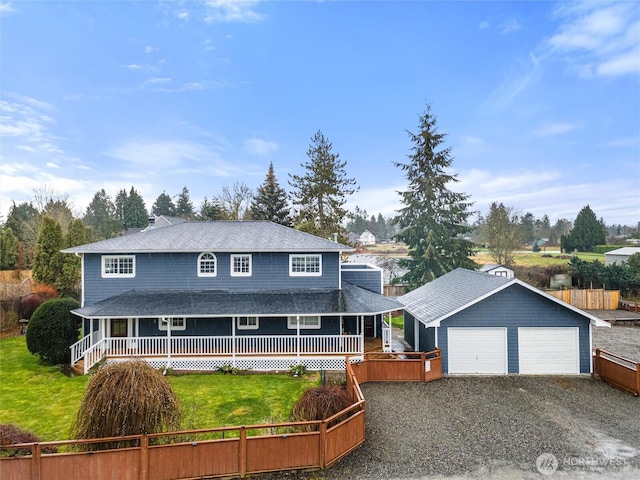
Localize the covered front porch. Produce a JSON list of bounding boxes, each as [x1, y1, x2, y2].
[[71, 316, 392, 374], [70, 284, 402, 374]]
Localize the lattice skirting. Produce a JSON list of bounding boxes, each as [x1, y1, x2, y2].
[[105, 356, 347, 371]]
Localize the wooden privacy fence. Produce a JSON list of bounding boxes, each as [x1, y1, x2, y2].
[[593, 348, 640, 396], [0, 351, 443, 480], [546, 289, 620, 310]]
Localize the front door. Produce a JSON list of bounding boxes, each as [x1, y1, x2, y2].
[[364, 316, 375, 338], [110, 319, 128, 337]]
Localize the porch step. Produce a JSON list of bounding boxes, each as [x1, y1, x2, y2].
[[71, 360, 85, 376]]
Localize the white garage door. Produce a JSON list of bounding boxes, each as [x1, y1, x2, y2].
[[448, 327, 507, 374], [519, 327, 579, 374]]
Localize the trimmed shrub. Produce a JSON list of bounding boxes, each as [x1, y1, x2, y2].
[[291, 385, 352, 428], [26, 297, 80, 365], [72, 360, 182, 450], [0, 424, 57, 456]]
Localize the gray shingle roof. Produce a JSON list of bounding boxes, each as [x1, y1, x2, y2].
[[63, 221, 353, 254], [72, 282, 403, 318], [399, 268, 511, 326]]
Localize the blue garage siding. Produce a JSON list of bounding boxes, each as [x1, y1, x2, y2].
[[403, 312, 415, 349], [436, 284, 591, 374], [419, 325, 437, 353], [82, 252, 341, 305]]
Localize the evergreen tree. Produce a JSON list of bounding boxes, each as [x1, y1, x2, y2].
[[175, 187, 195, 219], [151, 192, 176, 217], [59, 219, 91, 297], [520, 212, 535, 244], [346, 207, 369, 235], [564, 205, 606, 252], [0, 227, 19, 270], [198, 197, 224, 221], [250, 162, 292, 225], [84, 189, 121, 240], [116, 187, 148, 229], [393, 104, 476, 289], [32, 216, 64, 286], [289, 130, 358, 239]]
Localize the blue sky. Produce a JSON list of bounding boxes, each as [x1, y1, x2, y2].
[[1, 0, 639, 227]]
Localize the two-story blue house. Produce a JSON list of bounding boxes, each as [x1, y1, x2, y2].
[[64, 220, 402, 374]]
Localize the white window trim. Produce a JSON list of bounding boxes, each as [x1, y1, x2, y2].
[[158, 317, 187, 331], [289, 254, 322, 277], [236, 316, 259, 330], [102, 255, 136, 278], [198, 252, 217, 277], [287, 315, 321, 330], [230, 254, 252, 277]]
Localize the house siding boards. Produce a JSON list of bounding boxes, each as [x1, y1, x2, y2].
[[83, 252, 341, 306], [341, 265, 383, 294]]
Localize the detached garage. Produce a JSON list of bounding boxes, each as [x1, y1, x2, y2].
[[400, 269, 610, 375]]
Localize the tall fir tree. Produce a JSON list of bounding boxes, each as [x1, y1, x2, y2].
[[32, 216, 65, 287], [59, 218, 91, 297], [289, 130, 358, 239], [175, 187, 195, 219], [250, 162, 291, 225], [198, 197, 224, 220], [116, 187, 148, 229], [393, 104, 476, 289], [151, 192, 176, 217], [563, 205, 606, 252], [84, 189, 121, 240]]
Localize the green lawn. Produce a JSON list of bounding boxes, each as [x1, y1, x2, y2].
[[473, 250, 604, 267], [0, 337, 319, 441]]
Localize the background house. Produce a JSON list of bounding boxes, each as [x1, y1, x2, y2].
[[605, 247, 640, 265], [359, 230, 376, 246], [478, 264, 514, 279], [400, 269, 609, 375]]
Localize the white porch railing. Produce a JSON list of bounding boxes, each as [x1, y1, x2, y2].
[[382, 318, 392, 353], [73, 334, 363, 373]]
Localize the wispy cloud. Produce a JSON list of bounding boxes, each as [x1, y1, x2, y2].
[[602, 136, 639, 147], [479, 20, 490, 30], [121, 64, 143, 70], [532, 122, 577, 137], [144, 46, 158, 54], [175, 10, 189, 20], [203, 0, 265, 24], [548, 1, 640, 77], [0, 2, 15, 16], [498, 18, 522, 34], [244, 138, 279, 155], [482, 53, 542, 112], [146, 77, 172, 84]]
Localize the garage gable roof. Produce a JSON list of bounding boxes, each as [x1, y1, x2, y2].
[[399, 268, 609, 328]]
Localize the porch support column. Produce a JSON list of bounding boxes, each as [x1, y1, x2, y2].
[[296, 315, 301, 364], [232, 317, 236, 368], [164, 318, 172, 374]]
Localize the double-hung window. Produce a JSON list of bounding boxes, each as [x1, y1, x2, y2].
[[237, 316, 259, 330], [102, 255, 135, 278], [289, 254, 322, 276], [287, 315, 321, 329], [198, 252, 217, 277], [231, 254, 252, 277], [158, 317, 186, 331]]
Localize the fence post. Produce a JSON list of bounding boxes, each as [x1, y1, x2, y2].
[[139, 435, 148, 480], [30, 443, 41, 480], [421, 352, 426, 382], [319, 421, 327, 467], [239, 426, 247, 478], [636, 362, 640, 395], [593, 349, 600, 377]]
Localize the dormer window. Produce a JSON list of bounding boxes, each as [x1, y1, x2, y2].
[[198, 252, 217, 277]]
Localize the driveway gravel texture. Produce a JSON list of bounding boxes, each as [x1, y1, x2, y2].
[[256, 326, 640, 480]]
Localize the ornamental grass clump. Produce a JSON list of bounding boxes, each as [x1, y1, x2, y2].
[[291, 385, 352, 430], [72, 360, 181, 450]]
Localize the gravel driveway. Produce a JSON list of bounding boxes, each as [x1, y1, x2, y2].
[[256, 324, 640, 480]]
